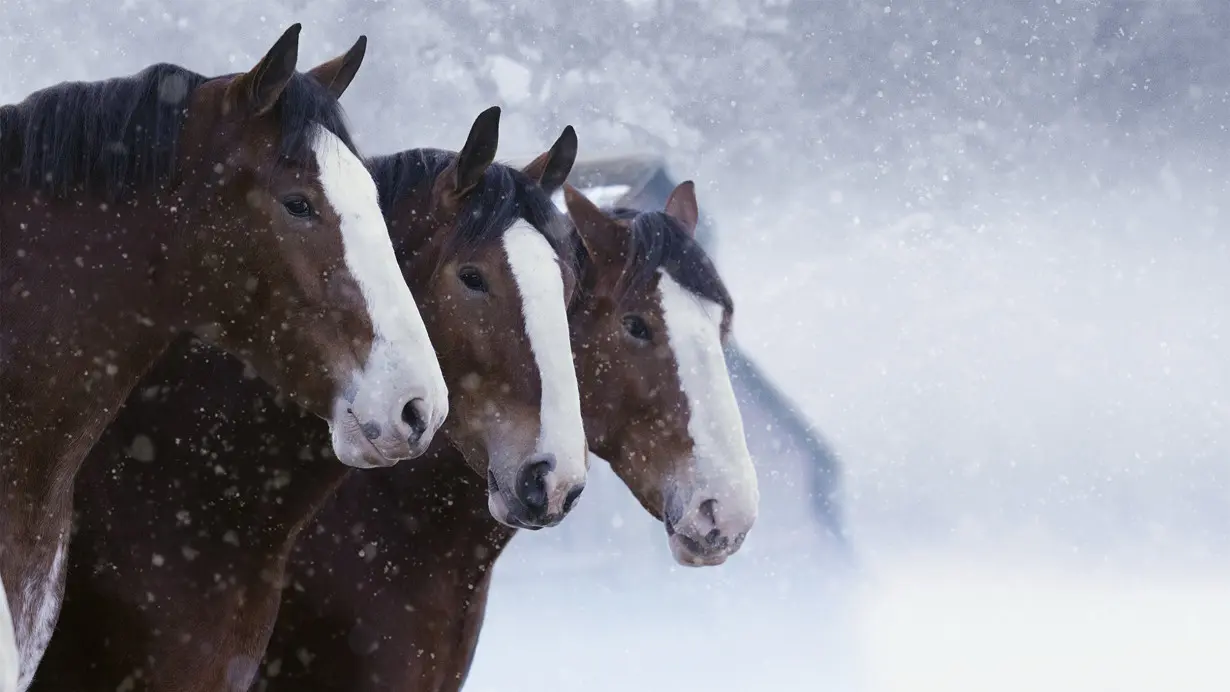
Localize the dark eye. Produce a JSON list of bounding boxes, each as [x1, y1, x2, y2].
[[622, 315, 652, 342], [458, 266, 488, 293], [283, 196, 313, 218]]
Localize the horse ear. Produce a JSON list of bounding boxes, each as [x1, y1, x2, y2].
[[306, 35, 366, 101], [563, 183, 626, 278], [521, 126, 578, 195], [664, 180, 699, 236], [228, 23, 301, 117], [443, 106, 500, 203]]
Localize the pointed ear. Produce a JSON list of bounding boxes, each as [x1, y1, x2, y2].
[[522, 126, 577, 195], [227, 23, 301, 117], [664, 180, 699, 236], [563, 183, 627, 287], [306, 35, 367, 101], [439, 106, 500, 205]]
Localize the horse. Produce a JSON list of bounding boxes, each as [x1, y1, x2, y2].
[[0, 25, 449, 689], [33, 109, 588, 692], [251, 181, 760, 690]]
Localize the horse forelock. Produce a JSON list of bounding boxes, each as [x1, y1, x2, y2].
[[366, 148, 582, 288], [268, 70, 360, 165], [602, 206, 734, 333]]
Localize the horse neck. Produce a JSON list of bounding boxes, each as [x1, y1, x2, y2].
[[0, 185, 182, 505], [369, 437, 516, 555]]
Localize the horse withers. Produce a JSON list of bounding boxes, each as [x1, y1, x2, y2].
[[0, 26, 446, 689], [256, 180, 760, 691], [35, 110, 588, 692]]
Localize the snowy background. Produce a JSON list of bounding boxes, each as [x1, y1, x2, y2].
[[4, 1, 1228, 690]]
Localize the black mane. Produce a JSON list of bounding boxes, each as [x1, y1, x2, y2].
[[0, 62, 358, 202], [366, 148, 581, 285], [605, 206, 735, 326]]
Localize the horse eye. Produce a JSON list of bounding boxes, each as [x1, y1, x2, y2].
[[458, 266, 488, 293], [622, 315, 652, 342], [282, 196, 313, 218]]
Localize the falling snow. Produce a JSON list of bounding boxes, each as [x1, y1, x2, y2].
[[2, 2, 1228, 691]]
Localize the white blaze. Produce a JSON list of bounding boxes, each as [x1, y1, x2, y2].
[[656, 270, 759, 517], [502, 221, 587, 501], [310, 127, 448, 463]]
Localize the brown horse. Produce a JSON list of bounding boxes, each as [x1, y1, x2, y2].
[[33, 109, 587, 692], [252, 181, 760, 690], [0, 25, 450, 689]]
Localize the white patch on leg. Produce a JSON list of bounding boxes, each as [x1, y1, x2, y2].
[[15, 541, 66, 691], [310, 127, 448, 461], [656, 271, 759, 533], [0, 574, 17, 692], [502, 221, 588, 508]]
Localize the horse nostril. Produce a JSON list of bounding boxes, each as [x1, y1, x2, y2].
[[698, 498, 719, 527], [360, 422, 382, 441], [401, 398, 429, 442], [562, 483, 585, 515], [515, 455, 555, 515]]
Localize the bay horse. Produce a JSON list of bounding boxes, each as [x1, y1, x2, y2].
[[251, 181, 760, 691], [0, 26, 449, 689], [33, 109, 588, 692]]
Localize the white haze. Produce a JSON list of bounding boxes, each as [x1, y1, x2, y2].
[[468, 158, 1230, 691], [3, 1, 1228, 690]]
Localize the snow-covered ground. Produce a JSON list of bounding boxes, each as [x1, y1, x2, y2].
[[857, 554, 1230, 692], [467, 550, 1230, 692]]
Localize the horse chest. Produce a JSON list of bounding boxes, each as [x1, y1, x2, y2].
[[14, 539, 66, 691]]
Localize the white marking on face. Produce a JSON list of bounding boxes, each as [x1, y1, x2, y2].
[[310, 127, 449, 465], [14, 541, 66, 691], [501, 221, 588, 510], [656, 270, 759, 552], [0, 575, 17, 692]]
